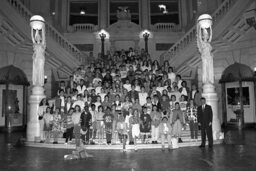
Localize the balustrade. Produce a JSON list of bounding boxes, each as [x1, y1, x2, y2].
[[72, 24, 96, 32], [6, 0, 87, 63], [160, 0, 237, 63], [153, 23, 182, 32]]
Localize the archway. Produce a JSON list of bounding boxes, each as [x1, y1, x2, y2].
[[0, 65, 29, 132], [219, 62, 256, 128]]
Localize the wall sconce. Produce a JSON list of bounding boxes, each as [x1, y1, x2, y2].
[[98, 29, 109, 58], [142, 30, 151, 53]]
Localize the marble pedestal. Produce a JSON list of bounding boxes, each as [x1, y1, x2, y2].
[[27, 86, 45, 142], [202, 84, 221, 140]]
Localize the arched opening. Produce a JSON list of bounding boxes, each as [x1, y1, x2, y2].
[[219, 63, 256, 128], [0, 65, 29, 132]]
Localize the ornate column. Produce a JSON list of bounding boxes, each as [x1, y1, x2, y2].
[[180, 0, 188, 28], [99, 0, 108, 29], [197, 14, 221, 140], [140, 0, 149, 29], [27, 15, 46, 142]]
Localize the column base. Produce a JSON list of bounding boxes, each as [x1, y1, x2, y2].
[[202, 83, 222, 140], [27, 86, 45, 142]]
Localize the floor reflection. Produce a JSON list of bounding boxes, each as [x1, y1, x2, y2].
[[0, 129, 256, 171]]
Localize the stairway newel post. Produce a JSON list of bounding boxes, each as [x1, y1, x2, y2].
[[27, 15, 46, 142], [197, 14, 221, 140]]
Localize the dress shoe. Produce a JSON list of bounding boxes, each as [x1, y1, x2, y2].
[[209, 145, 213, 149], [199, 145, 205, 148], [178, 138, 183, 143]]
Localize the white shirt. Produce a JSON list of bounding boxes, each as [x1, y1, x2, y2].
[[177, 80, 183, 89], [181, 87, 188, 96], [72, 100, 85, 110], [60, 96, 65, 107], [168, 72, 176, 83], [95, 86, 102, 95], [66, 102, 72, 112], [77, 85, 86, 95], [44, 113, 53, 124], [123, 84, 131, 92], [120, 70, 127, 78], [139, 92, 148, 106], [156, 87, 164, 95], [72, 112, 81, 125], [192, 90, 196, 99], [89, 109, 96, 123]]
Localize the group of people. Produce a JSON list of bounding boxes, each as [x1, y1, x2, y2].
[[37, 47, 214, 150]]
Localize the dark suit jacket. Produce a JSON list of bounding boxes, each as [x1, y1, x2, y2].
[[127, 90, 139, 101], [197, 104, 213, 127]]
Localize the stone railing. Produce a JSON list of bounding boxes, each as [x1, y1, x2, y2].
[[152, 23, 182, 32], [6, 0, 87, 63], [71, 23, 97, 32], [160, 0, 238, 63]]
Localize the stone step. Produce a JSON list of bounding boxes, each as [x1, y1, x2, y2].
[[25, 139, 223, 150], [39, 136, 202, 144]]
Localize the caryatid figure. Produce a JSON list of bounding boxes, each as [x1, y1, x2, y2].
[[197, 14, 214, 85], [30, 15, 46, 87]]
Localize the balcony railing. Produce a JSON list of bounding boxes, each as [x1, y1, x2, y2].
[[69, 24, 98, 33], [152, 23, 182, 32]]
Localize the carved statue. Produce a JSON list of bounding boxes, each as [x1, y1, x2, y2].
[[197, 21, 214, 85], [31, 25, 46, 87], [117, 6, 131, 20]]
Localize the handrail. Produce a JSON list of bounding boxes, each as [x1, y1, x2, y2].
[[6, 0, 87, 63], [161, 0, 237, 63]]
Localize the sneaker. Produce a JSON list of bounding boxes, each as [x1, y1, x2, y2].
[[134, 146, 138, 152], [64, 143, 68, 145]]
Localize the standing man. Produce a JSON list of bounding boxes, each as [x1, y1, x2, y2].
[[197, 97, 213, 148]]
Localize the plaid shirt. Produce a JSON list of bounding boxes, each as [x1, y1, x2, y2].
[[186, 106, 198, 122]]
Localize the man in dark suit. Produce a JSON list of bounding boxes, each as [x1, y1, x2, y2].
[[197, 97, 213, 148]]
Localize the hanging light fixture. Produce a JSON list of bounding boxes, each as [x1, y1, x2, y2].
[[80, 8, 86, 15]]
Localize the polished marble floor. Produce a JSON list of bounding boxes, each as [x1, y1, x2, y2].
[[1, 129, 256, 171]]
